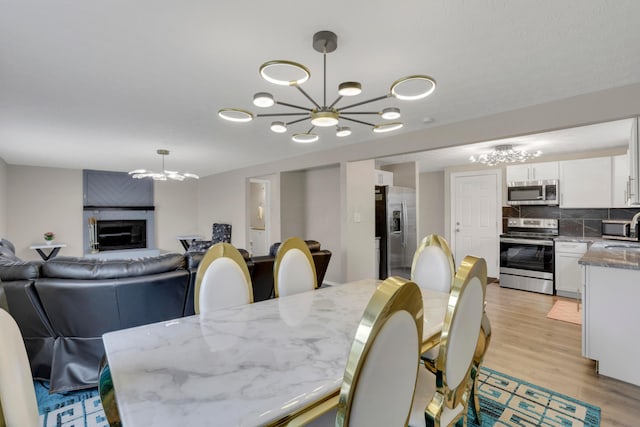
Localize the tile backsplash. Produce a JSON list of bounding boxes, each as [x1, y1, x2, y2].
[[502, 205, 640, 238]]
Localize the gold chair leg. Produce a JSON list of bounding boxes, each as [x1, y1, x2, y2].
[[98, 356, 122, 427]]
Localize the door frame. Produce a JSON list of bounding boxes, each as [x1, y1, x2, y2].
[[449, 168, 503, 276]]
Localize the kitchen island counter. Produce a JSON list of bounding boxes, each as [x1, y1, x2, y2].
[[578, 240, 640, 270]]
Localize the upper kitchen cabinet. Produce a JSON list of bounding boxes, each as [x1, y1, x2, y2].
[[506, 161, 558, 183], [613, 153, 630, 207], [559, 157, 612, 208], [374, 169, 394, 186], [629, 117, 640, 206]]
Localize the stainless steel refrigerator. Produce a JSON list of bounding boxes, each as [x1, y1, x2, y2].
[[375, 185, 417, 279]]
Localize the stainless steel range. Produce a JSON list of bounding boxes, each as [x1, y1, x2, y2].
[[499, 218, 558, 295]]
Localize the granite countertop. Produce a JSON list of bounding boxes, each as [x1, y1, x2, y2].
[[578, 240, 640, 270]]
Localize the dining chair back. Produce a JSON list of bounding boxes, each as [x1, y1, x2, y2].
[[0, 308, 40, 427], [194, 243, 253, 314], [409, 255, 487, 427], [290, 277, 424, 427], [273, 237, 317, 297], [411, 234, 455, 293]]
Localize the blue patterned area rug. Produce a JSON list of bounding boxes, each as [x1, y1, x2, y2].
[[35, 381, 107, 427], [469, 367, 601, 426], [35, 367, 600, 426]]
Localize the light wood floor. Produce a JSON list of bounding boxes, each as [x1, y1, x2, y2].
[[483, 282, 640, 427]]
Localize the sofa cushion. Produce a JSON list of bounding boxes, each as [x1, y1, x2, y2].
[[0, 258, 42, 281], [42, 253, 186, 280], [0, 238, 16, 254], [269, 240, 321, 256]]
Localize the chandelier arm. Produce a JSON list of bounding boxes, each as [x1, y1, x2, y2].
[[295, 86, 321, 109], [340, 116, 376, 127], [287, 117, 311, 126], [328, 95, 343, 109], [256, 113, 310, 117], [275, 100, 313, 112], [340, 111, 380, 115], [308, 126, 316, 133], [337, 94, 391, 111]]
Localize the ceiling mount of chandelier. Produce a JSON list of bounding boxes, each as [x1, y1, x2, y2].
[[128, 149, 199, 181], [218, 30, 436, 143], [469, 144, 542, 166]]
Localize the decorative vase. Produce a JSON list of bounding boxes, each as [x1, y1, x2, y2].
[[45, 239, 53, 245]]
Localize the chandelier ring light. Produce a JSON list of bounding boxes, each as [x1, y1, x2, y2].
[[218, 30, 436, 143], [129, 149, 199, 181]]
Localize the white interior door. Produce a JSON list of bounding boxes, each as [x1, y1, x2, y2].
[[451, 171, 500, 277]]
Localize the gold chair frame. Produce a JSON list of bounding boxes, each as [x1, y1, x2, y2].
[[273, 237, 317, 298], [194, 242, 253, 314], [426, 256, 487, 427]]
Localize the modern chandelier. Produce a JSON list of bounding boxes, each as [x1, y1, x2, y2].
[[218, 30, 436, 143], [128, 149, 199, 181], [469, 145, 542, 166]]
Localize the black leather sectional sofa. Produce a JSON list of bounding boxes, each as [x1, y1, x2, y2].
[[0, 238, 331, 393]]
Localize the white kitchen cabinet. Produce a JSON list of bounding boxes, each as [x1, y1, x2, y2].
[[582, 264, 640, 386], [506, 161, 558, 183], [374, 169, 393, 186], [629, 117, 640, 205], [555, 241, 588, 299], [559, 157, 612, 208], [612, 153, 630, 207]]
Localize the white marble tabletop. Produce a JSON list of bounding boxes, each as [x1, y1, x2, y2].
[[102, 279, 449, 427]]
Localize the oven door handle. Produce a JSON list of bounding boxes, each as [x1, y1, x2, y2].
[[500, 237, 554, 246]]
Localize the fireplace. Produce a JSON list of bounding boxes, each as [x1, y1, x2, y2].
[[96, 220, 147, 251]]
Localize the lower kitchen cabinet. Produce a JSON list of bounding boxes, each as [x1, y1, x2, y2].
[[554, 241, 588, 298], [582, 264, 640, 386]]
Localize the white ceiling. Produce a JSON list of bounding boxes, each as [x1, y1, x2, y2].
[[1, 1, 640, 177]]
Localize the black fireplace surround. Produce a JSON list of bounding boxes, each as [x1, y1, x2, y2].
[[96, 219, 146, 251]]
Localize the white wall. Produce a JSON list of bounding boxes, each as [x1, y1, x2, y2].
[[280, 171, 306, 239], [343, 160, 376, 281], [197, 169, 247, 249], [7, 165, 83, 260], [0, 157, 7, 237], [419, 171, 445, 239], [154, 179, 198, 253], [305, 165, 341, 283]]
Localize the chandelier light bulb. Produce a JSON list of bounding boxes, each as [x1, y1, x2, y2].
[[373, 122, 404, 133], [381, 107, 401, 120], [292, 133, 319, 143], [310, 109, 339, 127], [270, 121, 287, 133], [338, 82, 362, 97], [390, 75, 436, 100], [253, 92, 275, 108], [336, 127, 352, 137], [218, 108, 254, 122]]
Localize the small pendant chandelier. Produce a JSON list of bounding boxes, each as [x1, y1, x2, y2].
[[128, 149, 199, 181]]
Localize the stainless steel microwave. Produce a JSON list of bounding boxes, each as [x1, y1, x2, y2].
[[507, 180, 558, 205]]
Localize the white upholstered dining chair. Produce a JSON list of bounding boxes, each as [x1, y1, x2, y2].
[[0, 308, 40, 427], [194, 242, 254, 314], [288, 276, 423, 427], [273, 237, 317, 298], [411, 234, 455, 371], [411, 234, 455, 294], [409, 255, 487, 427]]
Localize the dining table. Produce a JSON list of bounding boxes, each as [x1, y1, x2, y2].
[[102, 278, 450, 426]]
